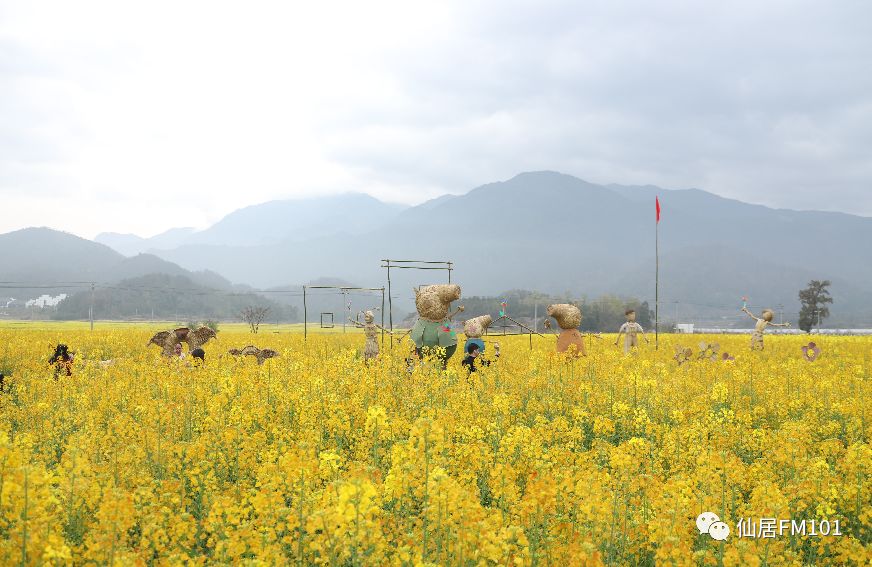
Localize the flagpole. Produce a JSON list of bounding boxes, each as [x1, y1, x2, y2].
[[655, 197, 659, 350]]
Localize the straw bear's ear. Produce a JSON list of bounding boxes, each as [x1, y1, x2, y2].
[[437, 284, 461, 302]]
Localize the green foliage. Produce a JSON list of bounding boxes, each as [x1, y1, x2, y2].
[[185, 319, 219, 332], [459, 290, 570, 321], [798, 280, 833, 332], [580, 297, 654, 332], [458, 290, 653, 332], [53, 273, 297, 322]]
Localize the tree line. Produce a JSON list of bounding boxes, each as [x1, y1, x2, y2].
[[52, 273, 298, 322], [457, 290, 654, 333]]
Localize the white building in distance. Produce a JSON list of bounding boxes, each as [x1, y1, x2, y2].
[[25, 294, 68, 308]]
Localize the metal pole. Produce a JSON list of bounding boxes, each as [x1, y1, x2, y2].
[[89, 282, 95, 331], [303, 286, 308, 341], [447, 262, 452, 283], [342, 289, 347, 334], [386, 261, 393, 336], [655, 210, 659, 350], [534, 303, 537, 333], [381, 287, 387, 350]]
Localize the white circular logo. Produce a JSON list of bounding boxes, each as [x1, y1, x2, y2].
[[696, 512, 720, 534]]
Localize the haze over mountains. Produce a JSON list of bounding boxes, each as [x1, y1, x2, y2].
[[96, 194, 406, 254], [0, 227, 232, 289], [0, 228, 295, 320], [4, 172, 872, 326]]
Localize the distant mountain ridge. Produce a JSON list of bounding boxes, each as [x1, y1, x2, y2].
[[0, 226, 235, 291], [53, 272, 294, 321], [96, 227, 196, 257], [120, 171, 872, 326], [95, 193, 407, 255], [5, 172, 872, 326]]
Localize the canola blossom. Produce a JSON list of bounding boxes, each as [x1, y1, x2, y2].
[[0, 327, 869, 565]]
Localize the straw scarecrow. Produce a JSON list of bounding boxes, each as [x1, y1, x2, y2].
[[544, 303, 586, 357], [409, 284, 464, 367]]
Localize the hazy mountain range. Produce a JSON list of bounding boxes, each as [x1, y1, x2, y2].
[[96, 193, 406, 254], [4, 171, 872, 326], [0, 227, 233, 289]]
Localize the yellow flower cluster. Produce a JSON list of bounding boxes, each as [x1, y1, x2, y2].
[[0, 327, 869, 565]]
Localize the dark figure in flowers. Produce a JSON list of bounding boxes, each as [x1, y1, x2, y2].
[[49, 343, 74, 378], [191, 348, 205, 362], [461, 342, 493, 376]]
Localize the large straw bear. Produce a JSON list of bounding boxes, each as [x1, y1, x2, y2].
[[546, 303, 586, 356], [410, 284, 462, 367]]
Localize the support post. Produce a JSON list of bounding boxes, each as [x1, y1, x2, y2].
[[342, 289, 347, 334], [386, 261, 393, 336], [381, 287, 386, 350], [655, 210, 659, 350]]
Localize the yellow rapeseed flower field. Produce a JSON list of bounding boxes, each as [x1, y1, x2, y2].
[[0, 326, 869, 565]]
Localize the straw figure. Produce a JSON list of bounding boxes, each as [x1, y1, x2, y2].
[[615, 309, 649, 354], [462, 314, 501, 362], [148, 326, 217, 357], [409, 284, 464, 368], [544, 303, 586, 356], [741, 306, 790, 350], [228, 345, 279, 365], [348, 310, 392, 362]]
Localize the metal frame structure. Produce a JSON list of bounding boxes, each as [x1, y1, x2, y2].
[[485, 314, 545, 349], [319, 312, 334, 328], [380, 259, 453, 348], [302, 285, 385, 344]]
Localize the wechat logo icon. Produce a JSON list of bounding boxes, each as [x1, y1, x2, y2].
[[697, 512, 730, 541]]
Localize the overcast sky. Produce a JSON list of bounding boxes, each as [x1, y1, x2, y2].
[[2, 0, 870, 239]]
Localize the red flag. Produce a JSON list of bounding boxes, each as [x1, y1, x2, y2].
[[655, 196, 661, 223]]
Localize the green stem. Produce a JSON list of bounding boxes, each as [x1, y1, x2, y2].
[[20, 466, 28, 567]]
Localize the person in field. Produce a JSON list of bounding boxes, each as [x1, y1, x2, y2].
[[615, 309, 648, 354], [173, 343, 186, 359], [742, 306, 790, 349], [461, 342, 483, 374], [49, 343, 74, 378], [462, 315, 501, 361]]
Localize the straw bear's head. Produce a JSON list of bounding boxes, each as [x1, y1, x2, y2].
[[415, 284, 461, 320]]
